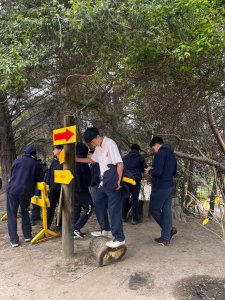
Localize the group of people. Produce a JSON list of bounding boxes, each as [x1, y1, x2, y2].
[[6, 126, 177, 249]]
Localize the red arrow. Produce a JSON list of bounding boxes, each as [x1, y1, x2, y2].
[[54, 128, 74, 142]]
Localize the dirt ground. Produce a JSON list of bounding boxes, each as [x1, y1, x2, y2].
[[1, 192, 225, 300]]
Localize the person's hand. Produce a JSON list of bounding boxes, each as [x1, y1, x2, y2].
[[144, 167, 152, 173], [116, 181, 121, 190]]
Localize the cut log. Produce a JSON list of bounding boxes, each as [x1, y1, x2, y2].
[[139, 200, 150, 219], [89, 236, 127, 267]]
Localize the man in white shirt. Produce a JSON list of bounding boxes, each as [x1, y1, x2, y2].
[[76, 127, 125, 248]]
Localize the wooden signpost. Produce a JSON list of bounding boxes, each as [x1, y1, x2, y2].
[[53, 117, 76, 258]]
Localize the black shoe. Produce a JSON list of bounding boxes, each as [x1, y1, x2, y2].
[[154, 238, 170, 246], [170, 227, 177, 239], [122, 218, 127, 222], [74, 230, 86, 239], [131, 220, 139, 225]]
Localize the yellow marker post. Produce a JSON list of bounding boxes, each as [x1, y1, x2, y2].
[[122, 177, 136, 186], [54, 170, 74, 184], [31, 182, 59, 244]]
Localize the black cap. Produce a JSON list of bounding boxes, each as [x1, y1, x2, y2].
[[149, 136, 164, 147], [130, 144, 140, 151], [53, 145, 63, 150], [83, 127, 99, 143]]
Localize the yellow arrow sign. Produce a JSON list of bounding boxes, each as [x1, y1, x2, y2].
[[54, 170, 74, 184], [53, 125, 76, 146], [59, 149, 65, 164]]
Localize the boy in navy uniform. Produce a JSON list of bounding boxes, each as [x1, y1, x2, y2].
[[76, 127, 125, 248], [73, 142, 94, 238], [46, 145, 63, 228], [7, 146, 43, 247]]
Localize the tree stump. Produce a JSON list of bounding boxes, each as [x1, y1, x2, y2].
[[139, 200, 150, 219], [89, 236, 127, 267]]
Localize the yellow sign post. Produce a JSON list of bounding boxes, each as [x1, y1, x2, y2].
[[31, 182, 59, 244], [54, 170, 74, 184]]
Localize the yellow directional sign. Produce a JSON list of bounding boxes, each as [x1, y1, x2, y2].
[[59, 149, 65, 164], [53, 125, 76, 146], [54, 170, 74, 184]]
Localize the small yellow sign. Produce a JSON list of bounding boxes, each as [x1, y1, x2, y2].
[[59, 149, 65, 164], [54, 170, 74, 184], [53, 125, 76, 146]]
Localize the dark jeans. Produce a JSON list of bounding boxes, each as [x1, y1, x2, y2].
[[74, 191, 94, 231], [31, 189, 41, 222], [149, 186, 174, 241], [122, 180, 141, 222], [94, 186, 125, 242], [7, 192, 32, 243], [47, 189, 60, 228], [31, 204, 41, 222]]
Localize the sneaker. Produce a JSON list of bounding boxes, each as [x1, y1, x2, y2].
[[74, 230, 86, 239], [154, 238, 170, 246], [25, 238, 31, 242], [11, 243, 19, 248], [106, 239, 126, 248], [131, 220, 139, 225], [170, 227, 177, 239], [91, 230, 113, 238]]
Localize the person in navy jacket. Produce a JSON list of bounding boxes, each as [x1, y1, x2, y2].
[[122, 144, 147, 224], [6, 146, 44, 247], [73, 142, 94, 238], [46, 145, 63, 228], [145, 137, 177, 246]]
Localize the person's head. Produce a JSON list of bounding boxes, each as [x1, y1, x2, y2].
[[149, 136, 164, 153], [24, 145, 37, 158], [83, 127, 102, 147], [130, 144, 140, 151], [53, 145, 63, 157]]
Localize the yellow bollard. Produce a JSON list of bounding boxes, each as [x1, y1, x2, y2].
[[31, 182, 59, 244]]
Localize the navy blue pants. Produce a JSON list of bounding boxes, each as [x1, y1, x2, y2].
[[7, 192, 32, 243], [149, 186, 174, 241], [47, 189, 60, 228], [122, 180, 141, 222], [31, 189, 41, 222], [94, 186, 125, 242], [74, 191, 94, 231]]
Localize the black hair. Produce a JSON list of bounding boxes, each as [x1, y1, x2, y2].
[[149, 136, 164, 147], [83, 127, 99, 143], [130, 144, 140, 151]]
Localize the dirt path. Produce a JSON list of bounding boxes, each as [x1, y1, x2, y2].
[[1, 193, 225, 300]]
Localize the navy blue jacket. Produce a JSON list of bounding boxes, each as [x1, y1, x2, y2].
[[74, 142, 91, 193], [123, 150, 147, 181], [7, 154, 44, 198], [46, 158, 62, 191], [150, 145, 177, 189], [90, 163, 100, 187]]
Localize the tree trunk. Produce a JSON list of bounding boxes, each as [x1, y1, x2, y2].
[[0, 93, 16, 190]]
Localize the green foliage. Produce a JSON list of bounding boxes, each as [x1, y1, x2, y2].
[[0, 1, 60, 92]]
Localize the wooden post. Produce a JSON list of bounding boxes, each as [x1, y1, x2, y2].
[[62, 115, 75, 258]]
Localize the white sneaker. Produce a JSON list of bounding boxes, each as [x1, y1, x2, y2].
[[11, 243, 19, 248], [106, 240, 125, 248], [102, 230, 113, 239], [25, 238, 31, 242], [91, 230, 113, 238]]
